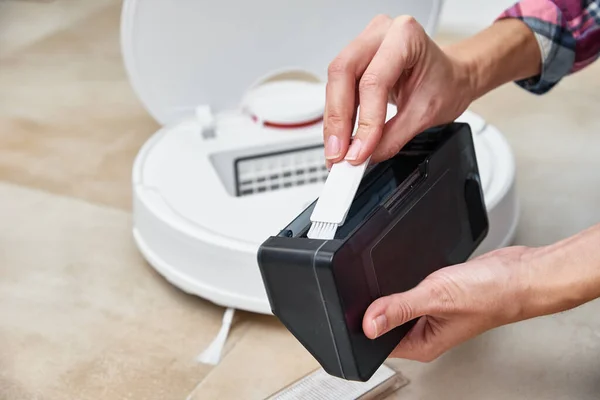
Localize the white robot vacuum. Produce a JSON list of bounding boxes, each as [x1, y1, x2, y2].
[[121, 0, 519, 316]]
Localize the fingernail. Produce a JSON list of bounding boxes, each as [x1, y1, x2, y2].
[[325, 135, 341, 159], [345, 138, 362, 161], [372, 315, 387, 338]]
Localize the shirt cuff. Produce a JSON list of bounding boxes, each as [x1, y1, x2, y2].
[[496, 0, 576, 95]]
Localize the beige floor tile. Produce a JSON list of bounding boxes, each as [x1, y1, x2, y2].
[[0, 0, 117, 57], [0, 182, 253, 400], [0, 1, 158, 211], [188, 314, 320, 400]]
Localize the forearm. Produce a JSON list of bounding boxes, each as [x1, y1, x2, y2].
[[521, 223, 600, 319], [447, 0, 600, 98], [442, 18, 542, 101]]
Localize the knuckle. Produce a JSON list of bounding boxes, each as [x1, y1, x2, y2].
[[392, 15, 426, 63], [328, 57, 352, 77], [426, 274, 458, 312], [326, 111, 344, 127], [356, 119, 379, 137], [426, 96, 441, 113], [369, 13, 392, 28], [384, 137, 408, 158], [358, 72, 382, 92], [389, 299, 415, 324], [357, 119, 373, 130], [394, 15, 420, 31], [381, 144, 401, 161], [413, 103, 437, 130], [324, 111, 346, 135]]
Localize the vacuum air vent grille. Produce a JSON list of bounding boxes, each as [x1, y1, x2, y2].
[[235, 146, 328, 196]]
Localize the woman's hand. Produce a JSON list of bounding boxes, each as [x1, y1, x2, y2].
[[322, 14, 542, 167], [323, 14, 474, 167], [362, 246, 536, 361], [362, 221, 600, 362]]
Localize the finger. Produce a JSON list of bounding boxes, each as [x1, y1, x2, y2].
[[350, 85, 360, 133], [323, 14, 392, 163], [391, 317, 485, 362], [363, 282, 434, 339], [347, 16, 426, 165], [390, 316, 447, 362], [370, 109, 422, 164], [388, 70, 408, 105], [389, 316, 435, 360], [330, 86, 359, 169]]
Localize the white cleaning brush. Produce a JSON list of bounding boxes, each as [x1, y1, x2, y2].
[[307, 156, 371, 240], [196, 307, 235, 365]]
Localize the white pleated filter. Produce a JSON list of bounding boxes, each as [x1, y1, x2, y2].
[[266, 364, 407, 399]]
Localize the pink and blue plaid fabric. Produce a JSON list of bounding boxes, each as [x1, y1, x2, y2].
[[498, 0, 600, 94]]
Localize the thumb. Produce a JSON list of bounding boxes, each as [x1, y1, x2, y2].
[[363, 283, 433, 339]]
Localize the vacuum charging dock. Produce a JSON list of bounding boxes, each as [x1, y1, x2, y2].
[[258, 122, 489, 382]]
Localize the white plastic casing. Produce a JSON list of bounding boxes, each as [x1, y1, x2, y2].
[[131, 109, 518, 314], [122, 0, 519, 314], [120, 0, 443, 124]]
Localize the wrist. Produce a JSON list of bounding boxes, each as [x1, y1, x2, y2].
[[442, 18, 542, 101], [517, 224, 600, 320]]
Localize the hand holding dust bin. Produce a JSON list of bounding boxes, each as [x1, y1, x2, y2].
[[257, 122, 488, 382]]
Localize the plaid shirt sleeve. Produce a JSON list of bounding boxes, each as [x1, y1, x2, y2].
[[497, 0, 600, 94]]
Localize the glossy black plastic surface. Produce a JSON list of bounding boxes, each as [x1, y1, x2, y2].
[[257, 122, 489, 382]]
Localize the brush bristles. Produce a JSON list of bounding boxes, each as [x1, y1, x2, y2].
[[307, 221, 338, 240]]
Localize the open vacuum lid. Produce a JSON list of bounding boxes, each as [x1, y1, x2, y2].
[[120, 0, 443, 125]]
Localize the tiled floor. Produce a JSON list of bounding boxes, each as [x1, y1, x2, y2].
[[0, 0, 159, 211], [2, 1, 600, 399]]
